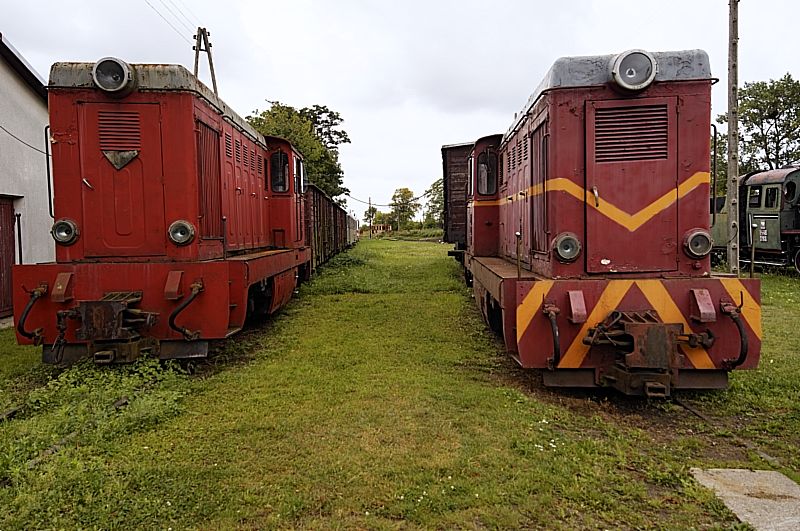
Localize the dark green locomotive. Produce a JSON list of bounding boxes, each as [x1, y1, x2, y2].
[[712, 166, 800, 272]]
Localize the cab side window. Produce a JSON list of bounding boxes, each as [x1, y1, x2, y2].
[[271, 151, 289, 193], [748, 186, 762, 208], [785, 181, 797, 204], [765, 186, 780, 210], [477, 151, 497, 195]]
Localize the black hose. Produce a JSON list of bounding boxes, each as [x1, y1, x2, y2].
[[168, 283, 203, 340], [726, 312, 749, 369], [17, 288, 45, 341], [547, 310, 560, 369]]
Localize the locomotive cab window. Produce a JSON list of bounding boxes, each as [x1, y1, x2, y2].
[[784, 181, 797, 204], [477, 151, 497, 196], [764, 186, 780, 210], [467, 155, 474, 197], [294, 157, 306, 194], [748, 186, 762, 208], [271, 151, 289, 193]]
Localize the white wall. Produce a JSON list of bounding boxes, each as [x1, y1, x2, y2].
[[0, 57, 53, 265]]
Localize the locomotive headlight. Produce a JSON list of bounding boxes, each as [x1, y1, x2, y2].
[[684, 229, 713, 259], [553, 232, 581, 262], [51, 219, 79, 245], [168, 220, 196, 246], [92, 57, 134, 95], [611, 49, 657, 91]]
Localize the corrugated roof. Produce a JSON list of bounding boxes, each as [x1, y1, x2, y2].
[[0, 32, 47, 102]]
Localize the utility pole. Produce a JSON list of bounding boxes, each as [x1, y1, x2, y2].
[[368, 197, 372, 239], [193, 27, 218, 96], [726, 0, 740, 275]]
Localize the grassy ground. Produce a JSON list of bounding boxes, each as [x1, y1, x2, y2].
[[0, 240, 796, 529]]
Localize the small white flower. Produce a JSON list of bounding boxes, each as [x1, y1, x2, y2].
[[365, 511, 369, 516], [166, 501, 171, 507]]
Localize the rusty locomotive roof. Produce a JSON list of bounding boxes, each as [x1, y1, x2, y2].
[[504, 49, 712, 143], [745, 166, 800, 186], [49, 61, 275, 150]]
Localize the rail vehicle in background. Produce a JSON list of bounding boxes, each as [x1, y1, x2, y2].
[[711, 165, 800, 273], [14, 57, 356, 364], [443, 49, 761, 397]]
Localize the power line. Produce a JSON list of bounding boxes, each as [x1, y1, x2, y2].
[[162, 0, 198, 32], [172, 0, 203, 28], [143, 0, 193, 45], [156, 0, 194, 33], [345, 189, 432, 209], [0, 124, 48, 155]]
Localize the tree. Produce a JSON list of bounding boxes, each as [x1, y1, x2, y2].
[[247, 102, 349, 198], [390, 188, 421, 230], [298, 105, 351, 152], [423, 178, 444, 228], [717, 73, 800, 172], [363, 205, 377, 225]]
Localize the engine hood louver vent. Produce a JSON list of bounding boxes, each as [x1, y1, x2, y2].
[[594, 105, 668, 163]]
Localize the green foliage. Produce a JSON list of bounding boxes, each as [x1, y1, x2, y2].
[[363, 205, 377, 225], [1, 245, 798, 528], [390, 187, 421, 230], [423, 178, 444, 228], [247, 102, 349, 198], [717, 73, 800, 173]]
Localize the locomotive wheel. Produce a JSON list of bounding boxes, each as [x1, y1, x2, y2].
[[794, 248, 800, 275]]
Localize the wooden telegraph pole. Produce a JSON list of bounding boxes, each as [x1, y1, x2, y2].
[[726, 0, 740, 274], [193, 27, 218, 96]]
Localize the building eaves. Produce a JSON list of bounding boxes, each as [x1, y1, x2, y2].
[[0, 32, 47, 103]]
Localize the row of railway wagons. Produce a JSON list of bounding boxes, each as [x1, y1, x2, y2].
[[13, 57, 356, 364], [443, 49, 762, 397]]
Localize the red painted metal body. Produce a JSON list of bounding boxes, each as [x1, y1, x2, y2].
[[13, 60, 352, 364], [455, 50, 761, 395]]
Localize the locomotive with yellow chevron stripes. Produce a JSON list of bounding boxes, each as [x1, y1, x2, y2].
[[449, 49, 761, 397]]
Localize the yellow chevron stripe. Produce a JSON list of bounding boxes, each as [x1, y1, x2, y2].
[[559, 280, 634, 368], [515, 280, 554, 344], [719, 279, 762, 340], [475, 172, 710, 232], [634, 280, 715, 369]]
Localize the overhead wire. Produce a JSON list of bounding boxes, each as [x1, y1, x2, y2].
[[162, 0, 198, 32], [0, 124, 48, 155], [172, 0, 204, 29], [143, 0, 193, 45], [345, 189, 433, 209], [156, 0, 195, 33]]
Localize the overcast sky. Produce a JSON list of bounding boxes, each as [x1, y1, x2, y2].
[[4, 1, 799, 220]]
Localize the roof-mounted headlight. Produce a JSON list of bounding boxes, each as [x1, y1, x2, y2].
[[92, 57, 135, 96], [611, 49, 657, 91]]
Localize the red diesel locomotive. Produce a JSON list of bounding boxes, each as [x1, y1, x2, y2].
[[447, 49, 761, 396], [14, 57, 355, 364]]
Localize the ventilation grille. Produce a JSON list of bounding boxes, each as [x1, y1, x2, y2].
[[225, 133, 233, 158], [98, 111, 141, 150], [594, 105, 668, 163]]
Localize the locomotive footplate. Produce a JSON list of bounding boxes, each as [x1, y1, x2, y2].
[[583, 310, 715, 397]]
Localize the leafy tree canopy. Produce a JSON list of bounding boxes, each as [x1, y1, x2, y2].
[[717, 73, 800, 174], [423, 178, 444, 228], [390, 188, 421, 230], [363, 205, 377, 225], [247, 102, 350, 198]]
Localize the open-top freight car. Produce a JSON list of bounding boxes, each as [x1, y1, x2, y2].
[[447, 49, 761, 397], [14, 57, 355, 364]]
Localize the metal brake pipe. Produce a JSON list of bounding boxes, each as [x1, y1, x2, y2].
[[168, 281, 204, 341], [17, 285, 47, 342]]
